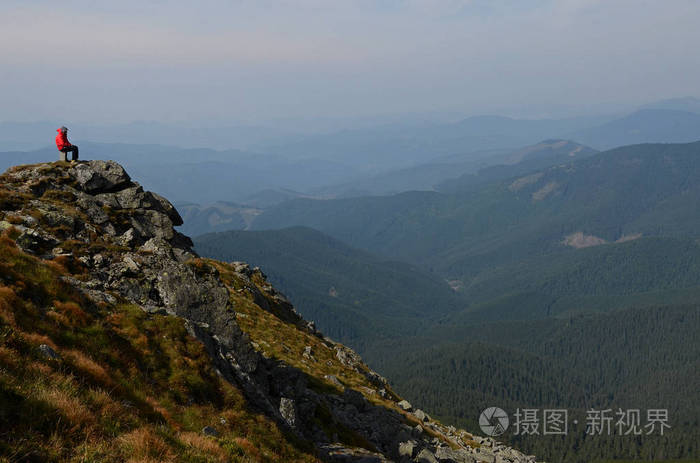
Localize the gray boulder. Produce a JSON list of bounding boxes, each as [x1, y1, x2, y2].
[[435, 446, 478, 462], [398, 400, 413, 411], [69, 160, 130, 193], [38, 344, 59, 360], [279, 397, 297, 428], [414, 409, 429, 422], [398, 440, 417, 459], [415, 448, 439, 463]]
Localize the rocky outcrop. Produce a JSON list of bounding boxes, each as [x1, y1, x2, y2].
[[0, 161, 539, 463]]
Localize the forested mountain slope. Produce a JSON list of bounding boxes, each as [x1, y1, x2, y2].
[[365, 304, 700, 463], [194, 227, 464, 348]]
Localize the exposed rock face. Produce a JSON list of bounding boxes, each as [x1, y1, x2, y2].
[[70, 160, 131, 193], [0, 161, 539, 463]]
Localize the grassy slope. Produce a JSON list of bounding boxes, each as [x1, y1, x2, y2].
[[0, 227, 422, 461], [0, 230, 319, 462]]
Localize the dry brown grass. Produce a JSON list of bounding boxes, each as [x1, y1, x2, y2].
[[178, 431, 227, 462], [39, 388, 96, 430], [53, 300, 90, 326], [46, 257, 71, 274], [28, 360, 54, 376], [46, 309, 72, 327], [234, 437, 262, 460], [0, 345, 18, 368], [118, 427, 175, 462], [0, 286, 17, 324], [21, 331, 58, 350], [145, 396, 178, 430], [4, 214, 24, 225], [0, 224, 322, 462], [64, 349, 113, 387]]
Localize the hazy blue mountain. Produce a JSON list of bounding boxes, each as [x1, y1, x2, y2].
[[242, 189, 306, 208], [256, 115, 608, 172], [640, 96, 700, 113], [245, 142, 700, 325], [0, 138, 595, 215], [570, 109, 700, 149], [252, 141, 700, 275], [193, 227, 464, 347], [437, 139, 597, 193], [312, 162, 476, 198], [310, 140, 595, 199]]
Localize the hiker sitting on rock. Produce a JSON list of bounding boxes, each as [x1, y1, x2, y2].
[[55, 126, 79, 162]]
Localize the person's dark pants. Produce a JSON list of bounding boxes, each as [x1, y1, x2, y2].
[[60, 145, 79, 161]]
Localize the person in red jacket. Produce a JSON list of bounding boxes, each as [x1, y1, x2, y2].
[[55, 126, 79, 161]]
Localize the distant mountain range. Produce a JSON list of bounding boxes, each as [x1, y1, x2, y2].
[[252, 141, 700, 270], [4, 102, 700, 208], [255, 115, 609, 173], [244, 141, 700, 326], [0, 138, 599, 207], [436, 139, 598, 194], [641, 95, 700, 113], [571, 109, 700, 149], [309, 140, 596, 198]]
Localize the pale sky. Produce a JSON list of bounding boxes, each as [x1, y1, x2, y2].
[[1, 0, 699, 125]]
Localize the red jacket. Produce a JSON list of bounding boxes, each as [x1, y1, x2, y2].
[[55, 129, 71, 150]]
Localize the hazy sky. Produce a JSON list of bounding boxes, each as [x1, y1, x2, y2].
[[2, 0, 699, 125]]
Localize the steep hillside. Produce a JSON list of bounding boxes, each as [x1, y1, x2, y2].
[[193, 227, 464, 348], [177, 201, 261, 237], [0, 161, 537, 462]]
